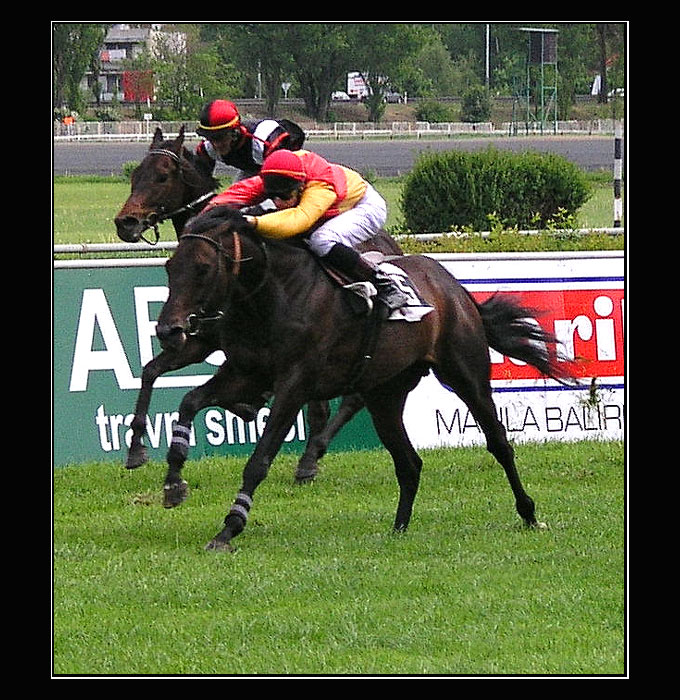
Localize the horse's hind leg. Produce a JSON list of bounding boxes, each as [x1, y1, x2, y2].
[[294, 395, 365, 483], [433, 361, 541, 528], [364, 376, 423, 532], [294, 400, 330, 483]]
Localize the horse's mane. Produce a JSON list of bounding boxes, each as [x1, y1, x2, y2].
[[180, 145, 220, 192], [152, 136, 220, 194], [185, 205, 251, 237], [183, 205, 312, 257]]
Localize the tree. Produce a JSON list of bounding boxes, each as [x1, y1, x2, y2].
[[125, 24, 241, 119], [209, 24, 294, 117], [461, 85, 491, 122], [407, 33, 478, 97], [53, 23, 109, 113], [286, 24, 352, 121], [211, 24, 424, 121], [595, 23, 625, 104], [347, 24, 425, 121]]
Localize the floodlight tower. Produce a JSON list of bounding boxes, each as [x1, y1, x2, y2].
[[519, 27, 559, 134]]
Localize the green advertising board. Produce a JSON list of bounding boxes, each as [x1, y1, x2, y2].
[[53, 261, 380, 467]]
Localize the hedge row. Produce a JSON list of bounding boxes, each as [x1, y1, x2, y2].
[[400, 148, 592, 233]]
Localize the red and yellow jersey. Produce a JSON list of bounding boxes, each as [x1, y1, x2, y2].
[[206, 150, 368, 239]]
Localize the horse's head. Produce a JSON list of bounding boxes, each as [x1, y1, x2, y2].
[[115, 126, 212, 243], [155, 207, 256, 351]]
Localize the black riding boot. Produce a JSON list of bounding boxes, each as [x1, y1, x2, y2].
[[324, 243, 410, 311]]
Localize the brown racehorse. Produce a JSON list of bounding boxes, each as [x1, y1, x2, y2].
[[115, 126, 218, 243], [114, 127, 401, 480], [154, 207, 575, 552]]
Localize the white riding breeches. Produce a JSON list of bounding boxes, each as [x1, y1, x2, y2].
[[306, 184, 387, 257]]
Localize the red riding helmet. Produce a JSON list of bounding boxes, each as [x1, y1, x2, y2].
[[197, 100, 242, 138], [260, 150, 307, 197], [260, 150, 306, 181]]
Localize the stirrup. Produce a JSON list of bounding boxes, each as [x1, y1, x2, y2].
[[374, 275, 411, 311]]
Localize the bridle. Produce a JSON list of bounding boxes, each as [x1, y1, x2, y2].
[[139, 148, 216, 245], [178, 230, 269, 336]]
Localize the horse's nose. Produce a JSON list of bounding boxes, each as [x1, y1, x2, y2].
[[156, 323, 186, 350], [115, 214, 143, 242]]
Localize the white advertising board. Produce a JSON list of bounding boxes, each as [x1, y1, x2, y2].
[[403, 251, 625, 447]]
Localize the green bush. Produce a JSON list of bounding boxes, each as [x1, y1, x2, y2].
[[415, 99, 457, 123], [400, 147, 592, 233], [122, 161, 140, 179]]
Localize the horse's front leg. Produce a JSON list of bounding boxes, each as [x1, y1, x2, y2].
[[206, 386, 306, 552], [126, 346, 210, 469], [163, 365, 268, 508]]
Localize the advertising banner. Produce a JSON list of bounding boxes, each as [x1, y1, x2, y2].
[[405, 252, 625, 448], [53, 251, 624, 466]]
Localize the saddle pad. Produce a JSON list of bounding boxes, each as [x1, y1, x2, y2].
[[318, 253, 434, 322], [378, 262, 434, 322]]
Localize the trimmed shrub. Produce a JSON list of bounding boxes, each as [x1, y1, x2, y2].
[[400, 147, 592, 233]]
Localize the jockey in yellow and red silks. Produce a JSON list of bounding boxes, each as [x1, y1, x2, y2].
[[204, 149, 410, 311]]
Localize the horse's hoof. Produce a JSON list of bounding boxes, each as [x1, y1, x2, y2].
[[163, 480, 189, 508], [527, 520, 549, 530], [294, 469, 317, 484], [294, 461, 318, 484], [126, 447, 148, 470], [205, 538, 235, 553]]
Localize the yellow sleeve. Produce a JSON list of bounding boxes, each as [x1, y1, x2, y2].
[[253, 181, 337, 239]]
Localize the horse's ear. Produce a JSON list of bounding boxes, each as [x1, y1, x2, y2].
[[173, 125, 186, 152], [151, 127, 164, 148]]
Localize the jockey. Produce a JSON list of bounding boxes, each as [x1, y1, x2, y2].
[[195, 99, 305, 180], [205, 148, 410, 311]]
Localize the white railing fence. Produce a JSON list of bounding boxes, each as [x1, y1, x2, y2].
[[54, 119, 623, 142]]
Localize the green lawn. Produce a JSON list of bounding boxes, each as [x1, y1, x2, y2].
[[52, 175, 623, 247], [53, 441, 626, 676]]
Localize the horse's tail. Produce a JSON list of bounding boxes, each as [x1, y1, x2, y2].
[[476, 293, 577, 385]]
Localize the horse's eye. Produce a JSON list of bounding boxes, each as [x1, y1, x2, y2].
[[157, 174, 168, 184]]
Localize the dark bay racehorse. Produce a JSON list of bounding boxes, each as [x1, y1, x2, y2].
[[115, 126, 218, 243], [114, 127, 400, 479], [155, 207, 575, 551]]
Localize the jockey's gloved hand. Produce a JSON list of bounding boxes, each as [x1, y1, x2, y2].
[[240, 199, 277, 216]]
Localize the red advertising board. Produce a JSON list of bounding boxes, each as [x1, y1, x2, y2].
[[403, 252, 625, 447], [474, 288, 625, 382]]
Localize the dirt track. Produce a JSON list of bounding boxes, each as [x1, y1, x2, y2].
[[53, 134, 619, 178]]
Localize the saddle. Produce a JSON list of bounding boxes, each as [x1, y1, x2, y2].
[[319, 251, 434, 323]]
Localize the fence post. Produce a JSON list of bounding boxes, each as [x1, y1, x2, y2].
[[614, 122, 623, 227]]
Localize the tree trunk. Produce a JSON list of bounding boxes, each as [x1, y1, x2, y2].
[[596, 24, 609, 104]]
